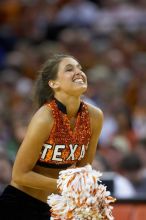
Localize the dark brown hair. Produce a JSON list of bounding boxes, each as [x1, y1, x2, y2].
[[34, 54, 74, 108]]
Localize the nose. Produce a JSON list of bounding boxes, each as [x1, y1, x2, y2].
[[73, 71, 86, 82], [75, 67, 83, 75]]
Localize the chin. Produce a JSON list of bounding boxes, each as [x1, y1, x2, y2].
[[81, 84, 87, 91], [64, 84, 87, 96], [73, 86, 87, 96]]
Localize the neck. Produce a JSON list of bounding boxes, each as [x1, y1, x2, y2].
[[54, 94, 81, 118]]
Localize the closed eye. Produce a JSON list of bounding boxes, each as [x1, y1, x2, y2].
[[66, 68, 73, 72], [65, 64, 74, 72], [65, 64, 83, 72]]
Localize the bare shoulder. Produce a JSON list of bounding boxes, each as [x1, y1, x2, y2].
[[86, 102, 103, 120], [86, 103, 104, 132], [26, 104, 54, 139], [32, 105, 54, 125]]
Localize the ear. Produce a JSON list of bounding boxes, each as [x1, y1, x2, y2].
[[48, 80, 53, 88], [48, 80, 60, 89]]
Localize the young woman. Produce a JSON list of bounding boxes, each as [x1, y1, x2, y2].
[[0, 54, 103, 220]]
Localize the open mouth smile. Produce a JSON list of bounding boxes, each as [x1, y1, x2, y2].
[[72, 76, 86, 84]]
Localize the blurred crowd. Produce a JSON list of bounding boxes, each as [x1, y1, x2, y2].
[[0, 0, 146, 199]]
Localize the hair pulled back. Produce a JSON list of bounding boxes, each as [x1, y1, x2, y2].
[[34, 54, 73, 108]]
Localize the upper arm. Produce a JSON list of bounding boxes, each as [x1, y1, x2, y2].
[[12, 106, 53, 174], [77, 104, 103, 166]]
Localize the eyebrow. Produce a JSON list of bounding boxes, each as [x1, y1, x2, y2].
[[65, 64, 82, 68]]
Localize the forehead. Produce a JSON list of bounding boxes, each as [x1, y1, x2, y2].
[[58, 57, 79, 69]]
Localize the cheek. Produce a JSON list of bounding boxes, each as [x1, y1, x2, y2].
[[59, 78, 71, 89], [62, 75, 72, 84], [59, 73, 71, 82]]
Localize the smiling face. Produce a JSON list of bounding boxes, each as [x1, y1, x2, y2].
[[49, 57, 87, 96]]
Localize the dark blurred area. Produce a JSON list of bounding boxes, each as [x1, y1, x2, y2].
[[0, 0, 146, 202]]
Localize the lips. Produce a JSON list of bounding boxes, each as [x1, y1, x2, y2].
[[73, 76, 85, 84]]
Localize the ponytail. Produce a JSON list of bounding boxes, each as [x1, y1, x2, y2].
[[34, 73, 54, 108]]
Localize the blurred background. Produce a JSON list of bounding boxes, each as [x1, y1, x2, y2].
[[0, 0, 146, 217]]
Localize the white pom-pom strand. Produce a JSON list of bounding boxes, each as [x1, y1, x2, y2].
[[48, 164, 116, 220]]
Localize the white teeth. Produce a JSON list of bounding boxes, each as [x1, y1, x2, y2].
[[73, 79, 84, 83]]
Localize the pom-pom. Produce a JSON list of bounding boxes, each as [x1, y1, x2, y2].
[[48, 165, 116, 220]]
